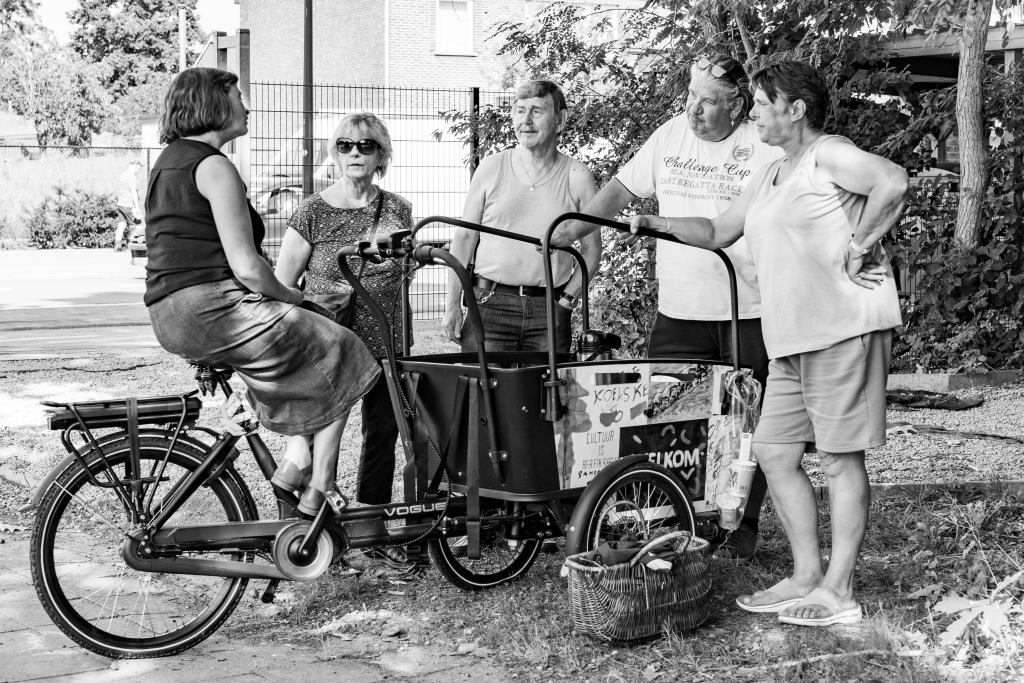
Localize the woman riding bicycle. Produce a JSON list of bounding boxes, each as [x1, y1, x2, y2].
[[143, 67, 380, 516]]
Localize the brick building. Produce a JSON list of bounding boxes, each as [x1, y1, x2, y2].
[[239, 0, 523, 88], [238, 0, 642, 88]]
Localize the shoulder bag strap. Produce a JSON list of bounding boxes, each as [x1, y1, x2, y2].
[[354, 189, 385, 280]]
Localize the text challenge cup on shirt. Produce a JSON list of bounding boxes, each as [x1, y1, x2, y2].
[[659, 146, 758, 203]]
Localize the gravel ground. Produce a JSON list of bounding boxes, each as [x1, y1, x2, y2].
[[868, 381, 1024, 485]]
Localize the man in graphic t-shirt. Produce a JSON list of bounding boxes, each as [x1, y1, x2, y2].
[[556, 54, 784, 562]]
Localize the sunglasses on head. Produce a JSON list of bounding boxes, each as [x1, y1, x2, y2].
[[336, 138, 379, 155], [696, 56, 745, 84]]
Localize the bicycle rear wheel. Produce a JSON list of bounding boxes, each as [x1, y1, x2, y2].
[[30, 434, 256, 658]]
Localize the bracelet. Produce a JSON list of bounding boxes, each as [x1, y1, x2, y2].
[[664, 216, 670, 232], [848, 237, 870, 255], [559, 292, 579, 308]]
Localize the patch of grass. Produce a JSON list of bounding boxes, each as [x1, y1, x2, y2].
[[218, 484, 1020, 682]]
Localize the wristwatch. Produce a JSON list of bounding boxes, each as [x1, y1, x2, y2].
[[558, 292, 579, 309]]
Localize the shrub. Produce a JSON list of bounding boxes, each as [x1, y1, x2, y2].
[[0, 214, 18, 249], [25, 187, 120, 249], [889, 64, 1024, 373]]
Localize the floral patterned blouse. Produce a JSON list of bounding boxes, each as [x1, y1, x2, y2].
[[287, 189, 413, 358]]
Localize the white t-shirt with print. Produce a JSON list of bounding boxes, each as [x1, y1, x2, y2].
[[617, 118, 783, 320]]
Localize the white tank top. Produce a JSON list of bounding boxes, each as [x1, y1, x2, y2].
[[743, 135, 903, 358], [474, 149, 576, 286]]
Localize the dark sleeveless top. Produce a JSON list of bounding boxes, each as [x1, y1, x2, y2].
[[144, 138, 265, 306]]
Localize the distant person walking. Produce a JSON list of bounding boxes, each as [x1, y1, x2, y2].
[[114, 160, 143, 251]]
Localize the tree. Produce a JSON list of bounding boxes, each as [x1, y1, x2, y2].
[[0, 0, 41, 110], [444, 1, 1021, 370], [69, 0, 206, 135], [0, 0, 38, 35], [461, 0, 917, 354], [899, 0, 1016, 247], [4, 40, 112, 147], [1, 1, 111, 147], [954, 0, 997, 246]]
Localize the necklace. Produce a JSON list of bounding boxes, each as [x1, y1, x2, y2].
[[518, 153, 551, 192]]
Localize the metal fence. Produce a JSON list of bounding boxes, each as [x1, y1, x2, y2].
[[247, 82, 512, 319]]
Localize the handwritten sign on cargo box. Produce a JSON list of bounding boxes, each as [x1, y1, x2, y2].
[[554, 364, 650, 488], [553, 362, 738, 514]]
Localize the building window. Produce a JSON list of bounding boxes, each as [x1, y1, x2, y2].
[[436, 0, 474, 55]]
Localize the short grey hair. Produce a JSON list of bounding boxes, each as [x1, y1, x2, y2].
[[514, 79, 567, 113], [327, 112, 393, 178]]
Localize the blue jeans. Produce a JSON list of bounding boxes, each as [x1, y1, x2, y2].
[[460, 287, 571, 353]]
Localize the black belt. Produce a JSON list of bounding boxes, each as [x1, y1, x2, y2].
[[472, 276, 564, 298]]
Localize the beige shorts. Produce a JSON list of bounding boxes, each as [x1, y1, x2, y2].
[[754, 331, 891, 453]]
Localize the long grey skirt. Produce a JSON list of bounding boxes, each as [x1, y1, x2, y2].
[[148, 278, 380, 435]]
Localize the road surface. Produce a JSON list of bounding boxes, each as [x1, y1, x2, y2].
[[0, 249, 156, 359], [0, 248, 444, 360]]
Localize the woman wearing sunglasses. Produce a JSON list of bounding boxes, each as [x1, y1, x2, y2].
[[274, 112, 414, 569], [145, 68, 380, 521]]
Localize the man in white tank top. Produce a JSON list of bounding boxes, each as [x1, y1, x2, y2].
[[556, 55, 784, 562], [443, 80, 600, 353]]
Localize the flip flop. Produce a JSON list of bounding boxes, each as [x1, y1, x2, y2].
[[778, 587, 863, 626], [735, 577, 807, 613]]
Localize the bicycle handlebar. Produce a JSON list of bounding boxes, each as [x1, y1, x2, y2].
[[539, 211, 740, 377]]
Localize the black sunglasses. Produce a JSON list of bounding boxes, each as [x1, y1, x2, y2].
[[696, 56, 745, 85], [336, 138, 379, 155]]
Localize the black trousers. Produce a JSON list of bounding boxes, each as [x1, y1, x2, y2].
[[648, 314, 770, 526], [355, 368, 400, 505]]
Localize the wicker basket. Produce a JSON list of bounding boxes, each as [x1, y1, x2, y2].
[[564, 531, 711, 643]]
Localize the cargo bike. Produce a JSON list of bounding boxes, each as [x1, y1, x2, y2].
[[27, 214, 749, 659]]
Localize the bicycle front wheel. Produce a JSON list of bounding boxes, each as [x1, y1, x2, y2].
[[30, 434, 256, 659]]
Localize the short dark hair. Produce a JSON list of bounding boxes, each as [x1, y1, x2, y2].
[[514, 79, 567, 112], [158, 67, 239, 144], [750, 61, 830, 130], [694, 54, 753, 121]]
